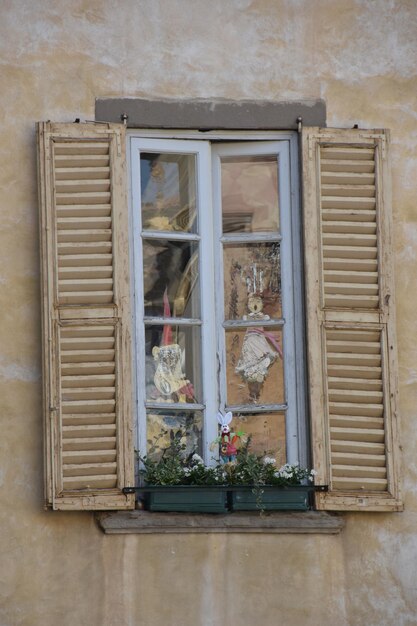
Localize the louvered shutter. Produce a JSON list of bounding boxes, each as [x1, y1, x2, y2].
[[302, 128, 402, 511], [38, 122, 134, 510]]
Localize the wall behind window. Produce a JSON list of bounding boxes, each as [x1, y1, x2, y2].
[[1, 2, 416, 625]]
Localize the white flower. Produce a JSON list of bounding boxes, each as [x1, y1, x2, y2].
[[191, 453, 204, 465], [310, 469, 317, 476], [263, 456, 276, 465], [183, 468, 191, 475]]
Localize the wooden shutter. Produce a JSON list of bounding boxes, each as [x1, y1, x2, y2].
[[38, 122, 134, 510], [302, 128, 402, 511]]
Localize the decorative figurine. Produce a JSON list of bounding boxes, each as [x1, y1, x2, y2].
[[215, 411, 244, 464], [235, 289, 282, 401], [152, 289, 194, 402]]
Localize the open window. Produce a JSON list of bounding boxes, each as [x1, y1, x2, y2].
[[129, 135, 306, 471], [37, 122, 402, 513]]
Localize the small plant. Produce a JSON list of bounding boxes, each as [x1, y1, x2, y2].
[[139, 430, 315, 489], [139, 429, 227, 486], [224, 436, 316, 487]]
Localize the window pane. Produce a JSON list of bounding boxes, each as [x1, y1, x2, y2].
[[140, 153, 197, 233], [223, 242, 281, 320], [143, 239, 200, 318], [146, 410, 203, 459], [221, 155, 279, 233], [233, 412, 286, 466], [145, 325, 202, 403], [225, 327, 284, 405]]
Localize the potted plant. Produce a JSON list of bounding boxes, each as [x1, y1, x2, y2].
[[224, 439, 315, 511], [138, 420, 316, 513], [138, 430, 229, 513]]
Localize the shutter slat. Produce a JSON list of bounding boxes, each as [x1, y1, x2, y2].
[[58, 242, 112, 254], [62, 449, 117, 464], [38, 122, 133, 510], [62, 437, 116, 451], [327, 364, 382, 379], [63, 475, 117, 489], [59, 278, 113, 292], [331, 451, 386, 467], [329, 388, 383, 403], [321, 184, 375, 198], [303, 128, 401, 511], [55, 155, 110, 168], [330, 415, 384, 429], [62, 399, 116, 414], [57, 229, 112, 242], [55, 167, 110, 180], [332, 464, 386, 479], [321, 197, 376, 210], [56, 191, 111, 205], [323, 245, 377, 259], [62, 425, 116, 437], [54, 141, 110, 154], [331, 477, 387, 491], [321, 172, 375, 185], [322, 221, 376, 234], [63, 462, 117, 476], [63, 413, 116, 426], [61, 362, 115, 375], [56, 180, 110, 193], [62, 387, 116, 401], [62, 374, 115, 387], [57, 217, 112, 229], [58, 253, 112, 267], [320, 147, 375, 160], [329, 403, 383, 418], [327, 339, 380, 353], [59, 267, 113, 279], [324, 271, 378, 284], [322, 209, 376, 222], [330, 427, 385, 443], [331, 439, 385, 455]]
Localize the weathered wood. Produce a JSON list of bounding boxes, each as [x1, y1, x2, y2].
[[302, 127, 402, 512], [37, 122, 134, 511], [96, 510, 345, 534]]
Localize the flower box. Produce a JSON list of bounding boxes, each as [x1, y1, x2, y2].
[[144, 486, 228, 513], [230, 486, 310, 511]]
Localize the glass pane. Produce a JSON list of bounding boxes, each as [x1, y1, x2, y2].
[[140, 153, 197, 233], [146, 410, 203, 460], [223, 242, 281, 320], [143, 239, 200, 318], [225, 327, 284, 405], [145, 325, 202, 403], [221, 155, 279, 233], [233, 412, 286, 466]]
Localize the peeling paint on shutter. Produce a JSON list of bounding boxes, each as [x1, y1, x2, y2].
[[38, 122, 134, 510], [302, 128, 402, 511]]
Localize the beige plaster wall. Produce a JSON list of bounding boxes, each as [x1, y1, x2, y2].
[[1, 1, 417, 625]]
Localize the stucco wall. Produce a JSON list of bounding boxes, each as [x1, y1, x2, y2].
[[1, 1, 417, 625]]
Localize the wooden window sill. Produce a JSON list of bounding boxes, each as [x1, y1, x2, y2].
[[96, 510, 344, 534]]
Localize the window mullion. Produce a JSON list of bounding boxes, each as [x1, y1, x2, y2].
[[198, 142, 219, 463]]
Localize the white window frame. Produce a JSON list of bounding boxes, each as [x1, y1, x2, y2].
[[128, 130, 308, 470]]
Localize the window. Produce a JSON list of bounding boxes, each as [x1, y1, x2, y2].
[[129, 134, 306, 469], [37, 121, 402, 513]]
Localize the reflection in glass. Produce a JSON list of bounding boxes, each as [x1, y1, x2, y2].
[[145, 325, 201, 403], [221, 155, 279, 233], [140, 153, 197, 232], [233, 413, 286, 466], [223, 242, 281, 320], [225, 327, 284, 405], [143, 239, 200, 318], [146, 410, 203, 460]]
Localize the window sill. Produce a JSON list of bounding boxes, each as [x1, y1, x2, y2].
[[96, 510, 344, 534]]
